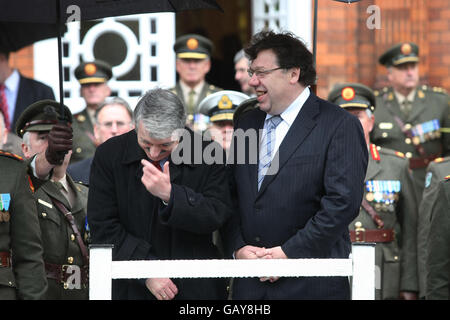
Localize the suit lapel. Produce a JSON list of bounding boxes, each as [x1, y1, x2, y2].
[[257, 93, 319, 196], [41, 180, 72, 211]]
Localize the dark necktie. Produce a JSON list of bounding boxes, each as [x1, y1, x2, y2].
[[0, 84, 10, 130], [151, 160, 162, 172]]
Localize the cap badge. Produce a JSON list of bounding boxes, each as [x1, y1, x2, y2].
[[84, 63, 97, 76], [341, 87, 355, 101], [401, 43, 412, 55], [218, 95, 233, 109], [187, 38, 199, 50]]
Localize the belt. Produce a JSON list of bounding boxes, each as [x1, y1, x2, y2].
[[350, 228, 395, 243], [409, 154, 439, 169], [0, 251, 11, 268], [45, 262, 88, 288]]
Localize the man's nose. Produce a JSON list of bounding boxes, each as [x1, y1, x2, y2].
[[248, 73, 259, 87]]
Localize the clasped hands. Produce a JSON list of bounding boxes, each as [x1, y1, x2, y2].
[[235, 245, 287, 283]]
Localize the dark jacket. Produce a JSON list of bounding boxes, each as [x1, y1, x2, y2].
[[87, 129, 232, 300], [227, 92, 368, 300], [12, 74, 55, 130]]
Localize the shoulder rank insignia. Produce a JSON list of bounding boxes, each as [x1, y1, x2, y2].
[[0, 193, 11, 222], [0, 150, 23, 161], [395, 151, 405, 158], [434, 157, 445, 163], [370, 144, 380, 161]]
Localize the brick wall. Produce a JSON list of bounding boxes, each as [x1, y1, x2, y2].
[[315, 0, 450, 99], [9, 46, 34, 78]]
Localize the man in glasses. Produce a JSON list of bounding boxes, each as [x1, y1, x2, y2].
[[68, 97, 134, 185], [226, 30, 368, 300]]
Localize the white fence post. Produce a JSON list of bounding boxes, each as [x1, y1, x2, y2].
[[351, 243, 376, 300], [88, 243, 375, 300], [89, 244, 113, 300]]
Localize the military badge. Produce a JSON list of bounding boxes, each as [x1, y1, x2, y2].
[[0, 193, 11, 223], [187, 37, 199, 50], [425, 172, 432, 188], [84, 63, 97, 76], [341, 87, 355, 101], [401, 43, 412, 55]]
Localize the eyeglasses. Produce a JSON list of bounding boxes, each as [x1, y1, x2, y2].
[[98, 121, 133, 129], [247, 67, 283, 78]]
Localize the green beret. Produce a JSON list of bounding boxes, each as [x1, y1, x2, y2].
[[197, 90, 249, 122], [75, 60, 112, 84], [15, 99, 72, 138], [328, 83, 376, 112], [379, 42, 419, 67], [173, 34, 213, 59]]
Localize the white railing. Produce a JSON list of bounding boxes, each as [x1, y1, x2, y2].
[[89, 243, 375, 300]]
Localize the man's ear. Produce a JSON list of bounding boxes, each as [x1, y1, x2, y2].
[[289, 67, 301, 84]]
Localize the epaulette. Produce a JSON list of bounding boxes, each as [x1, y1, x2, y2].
[[377, 145, 406, 159], [422, 85, 448, 95], [0, 150, 23, 161], [369, 144, 380, 161], [433, 157, 450, 163]]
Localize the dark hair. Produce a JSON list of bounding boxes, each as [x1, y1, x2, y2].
[[244, 30, 316, 87]]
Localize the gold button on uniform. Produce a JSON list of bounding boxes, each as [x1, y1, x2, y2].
[[405, 138, 411, 144], [42, 212, 47, 218], [70, 234, 76, 241], [405, 152, 413, 158], [67, 256, 74, 264], [382, 132, 388, 138], [76, 147, 82, 153]]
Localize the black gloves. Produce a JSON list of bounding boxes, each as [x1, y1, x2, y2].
[[45, 123, 73, 165]]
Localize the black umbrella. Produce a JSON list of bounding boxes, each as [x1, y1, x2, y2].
[[0, 22, 67, 53], [0, 0, 223, 117]]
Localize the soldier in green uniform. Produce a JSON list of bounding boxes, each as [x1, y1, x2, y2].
[[417, 156, 450, 298], [170, 34, 221, 131], [0, 153, 47, 300], [370, 42, 450, 202], [426, 178, 450, 299], [0, 108, 47, 299], [16, 100, 89, 299], [71, 60, 112, 163], [329, 83, 418, 300]]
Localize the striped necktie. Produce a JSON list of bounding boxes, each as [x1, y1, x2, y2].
[[258, 115, 282, 190], [0, 84, 10, 130]]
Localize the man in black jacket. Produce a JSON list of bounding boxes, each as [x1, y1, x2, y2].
[[87, 88, 233, 300]]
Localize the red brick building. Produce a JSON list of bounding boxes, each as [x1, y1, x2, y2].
[[9, 0, 450, 99]]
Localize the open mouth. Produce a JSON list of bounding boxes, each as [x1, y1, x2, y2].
[[256, 90, 267, 101]]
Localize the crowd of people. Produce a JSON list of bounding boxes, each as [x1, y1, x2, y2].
[[0, 29, 449, 300]]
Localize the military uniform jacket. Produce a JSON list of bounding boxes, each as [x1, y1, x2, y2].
[[426, 179, 450, 299], [349, 145, 418, 299], [417, 156, 450, 297], [371, 86, 450, 198], [35, 175, 89, 300], [0, 151, 47, 300], [71, 108, 97, 164], [170, 81, 221, 115]]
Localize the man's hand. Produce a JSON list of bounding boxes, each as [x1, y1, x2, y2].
[[45, 123, 73, 165], [141, 159, 171, 202], [145, 278, 178, 300]]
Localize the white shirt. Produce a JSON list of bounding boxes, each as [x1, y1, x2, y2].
[[4, 69, 20, 122], [263, 86, 310, 160]]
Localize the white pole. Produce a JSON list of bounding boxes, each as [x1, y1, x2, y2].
[[351, 243, 376, 300], [89, 244, 113, 300]]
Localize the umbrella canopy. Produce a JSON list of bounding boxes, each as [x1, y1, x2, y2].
[[0, 22, 66, 53], [0, 0, 222, 23], [0, 0, 223, 117]]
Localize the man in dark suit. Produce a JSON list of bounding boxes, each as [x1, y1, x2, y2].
[[0, 50, 55, 131], [88, 88, 232, 300], [226, 30, 368, 300]]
